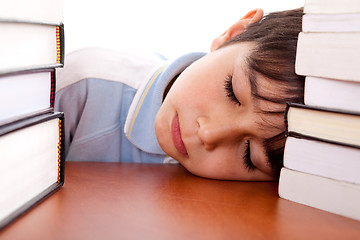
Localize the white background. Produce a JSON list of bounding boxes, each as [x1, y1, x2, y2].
[[63, 0, 304, 59]]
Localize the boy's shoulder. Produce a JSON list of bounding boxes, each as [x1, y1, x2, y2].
[[56, 47, 165, 92]]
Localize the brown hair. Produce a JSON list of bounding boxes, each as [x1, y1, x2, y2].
[[222, 8, 305, 178]]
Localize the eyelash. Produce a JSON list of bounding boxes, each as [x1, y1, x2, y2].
[[244, 140, 256, 171], [225, 77, 254, 170], [224, 75, 241, 105]]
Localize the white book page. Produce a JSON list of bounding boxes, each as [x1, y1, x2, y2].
[[305, 76, 360, 113], [0, 118, 59, 221], [0, 0, 64, 23], [279, 168, 360, 221], [303, 14, 360, 32], [0, 23, 57, 71], [284, 137, 360, 184], [0, 71, 51, 122]]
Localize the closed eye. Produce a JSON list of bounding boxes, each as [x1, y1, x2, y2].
[[244, 140, 256, 171], [224, 75, 241, 106]]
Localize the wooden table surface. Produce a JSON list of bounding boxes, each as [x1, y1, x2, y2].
[[1, 162, 360, 240]]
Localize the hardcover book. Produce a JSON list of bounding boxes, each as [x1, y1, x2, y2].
[[0, 112, 65, 230], [295, 32, 360, 81], [285, 103, 360, 148], [0, 21, 64, 74], [304, 76, 360, 113], [0, 0, 64, 24], [0, 68, 56, 124], [280, 0, 360, 223], [284, 136, 360, 185], [304, 0, 360, 14], [302, 13, 360, 33], [279, 168, 360, 221]]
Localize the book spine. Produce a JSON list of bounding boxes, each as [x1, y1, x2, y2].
[[50, 70, 56, 108], [58, 114, 65, 184], [57, 23, 65, 66]]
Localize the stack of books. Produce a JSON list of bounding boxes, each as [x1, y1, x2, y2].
[[278, 0, 360, 221], [0, 0, 65, 230]]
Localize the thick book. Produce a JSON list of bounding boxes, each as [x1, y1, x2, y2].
[[303, 13, 360, 33], [295, 32, 360, 81], [0, 21, 64, 74], [285, 103, 360, 148], [304, 0, 360, 14], [284, 136, 360, 185], [0, 68, 56, 124], [0, 0, 64, 24], [0, 112, 65, 230], [279, 168, 360, 221], [304, 76, 360, 113]]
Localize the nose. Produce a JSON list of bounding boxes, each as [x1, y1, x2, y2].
[[197, 117, 239, 150]]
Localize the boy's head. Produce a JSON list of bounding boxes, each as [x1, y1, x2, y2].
[[155, 8, 305, 181]]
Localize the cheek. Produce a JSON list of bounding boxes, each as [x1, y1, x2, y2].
[[182, 152, 240, 180], [174, 72, 223, 108], [165, 75, 207, 109]]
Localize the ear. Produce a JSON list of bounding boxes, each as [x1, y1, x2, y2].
[[210, 8, 264, 52]]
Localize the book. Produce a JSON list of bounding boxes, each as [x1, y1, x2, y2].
[[304, 0, 360, 14], [278, 168, 360, 221], [295, 32, 360, 81], [285, 103, 360, 148], [0, 0, 64, 24], [284, 136, 360, 185], [0, 68, 56, 124], [304, 76, 360, 113], [0, 21, 64, 74], [0, 112, 64, 230], [280, 0, 360, 223], [302, 13, 360, 33]]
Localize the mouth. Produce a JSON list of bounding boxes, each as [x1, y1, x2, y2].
[[171, 113, 188, 157]]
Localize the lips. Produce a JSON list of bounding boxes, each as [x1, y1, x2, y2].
[[171, 114, 188, 157]]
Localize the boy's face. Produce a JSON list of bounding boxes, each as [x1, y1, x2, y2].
[[155, 42, 285, 181]]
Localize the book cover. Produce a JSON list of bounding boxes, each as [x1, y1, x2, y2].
[[0, 112, 65, 230], [279, 168, 360, 221], [284, 136, 360, 185], [295, 32, 360, 81], [0, 21, 64, 74], [0, 68, 56, 125], [285, 103, 360, 149]]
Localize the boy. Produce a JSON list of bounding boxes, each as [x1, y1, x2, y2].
[[55, 8, 305, 181]]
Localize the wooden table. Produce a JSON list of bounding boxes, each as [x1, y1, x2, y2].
[[1, 162, 360, 240]]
